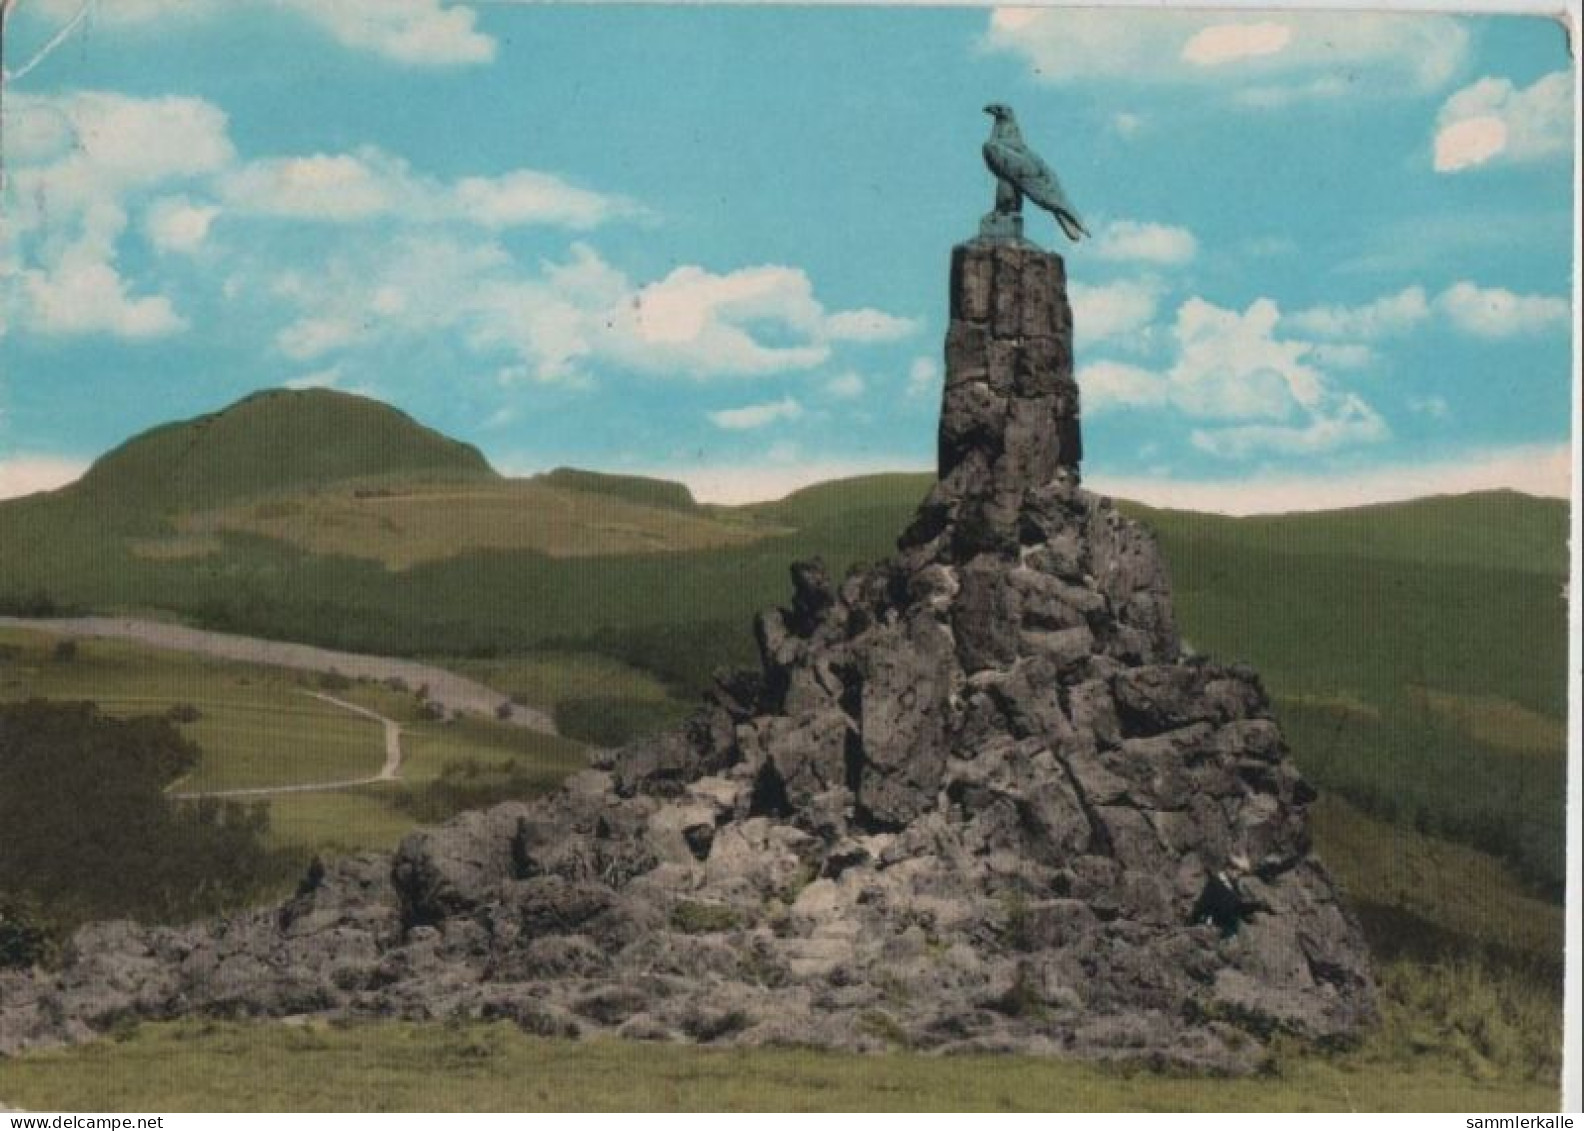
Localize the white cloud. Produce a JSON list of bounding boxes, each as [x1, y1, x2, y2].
[[4, 91, 234, 340], [1070, 278, 1160, 341], [1285, 282, 1568, 341], [1089, 443, 1570, 515], [453, 170, 637, 230], [22, 247, 187, 339], [1078, 360, 1169, 412], [708, 397, 804, 431], [1434, 72, 1573, 172], [8, 91, 235, 207], [143, 196, 220, 254], [1169, 297, 1324, 420], [825, 372, 866, 400], [0, 455, 90, 501], [824, 308, 920, 343], [1093, 220, 1197, 266], [1286, 286, 1431, 340], [982, 10, 1466, 96], [280, 0, 495, 66], [1080, 296, 1389, 460], [619, 264, 831, 377], [1189, 393, 1388, 458], [1181, 22, 1291, 68], [276, 316, 363, 361], [222, 150, 404, 221], [259, 237, 906, 384], [1436, 282, 1571, 338], [24, 0, 494, 66], [220, 146, 634, 230], [1434, 117, 1509, 174], [907, 357, 942, 399]]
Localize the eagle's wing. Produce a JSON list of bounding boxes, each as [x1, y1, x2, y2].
[[985, 137, 1089, 241]]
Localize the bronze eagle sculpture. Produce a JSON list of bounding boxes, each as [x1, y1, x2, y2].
[[982, 103, 1089, 243]]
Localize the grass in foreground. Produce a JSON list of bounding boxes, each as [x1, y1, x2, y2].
[[0, 1016, 1554, 1113]]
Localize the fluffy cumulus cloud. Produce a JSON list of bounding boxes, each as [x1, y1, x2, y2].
[[825, 309, 921, 343], [1078, 360, 1169, 411], [0, 88, 652, 345], [1180, 22, 1291, 68], [143, 196, 221, 255], [1070, 278, 1162, 343], [1436, 282, 1571, 338], [1189, 394, 1387, 458], [1286, 282, 1570, 342], [1285, 287, 1431, 340], [220, 146, 636, 229], [982, 9, 1466, 96], [1092, 221, 1197, 266], [708, 396, 804, 431], [1080, 296, 1388, 459], [3, 91, 235, 339], [23, 0, 494, 66], [1433, 72, 1573, 173], [260, 238, 915, 384], [282, 0, 495, 66]]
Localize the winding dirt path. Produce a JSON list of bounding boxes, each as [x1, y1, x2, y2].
[[168, 691, 405, 799], [0, 615, 557, 734]]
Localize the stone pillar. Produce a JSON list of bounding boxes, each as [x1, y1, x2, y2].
[[938, 241, 1080, 494]]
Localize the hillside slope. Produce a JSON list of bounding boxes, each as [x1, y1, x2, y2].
[[67, 388, 496, 517]]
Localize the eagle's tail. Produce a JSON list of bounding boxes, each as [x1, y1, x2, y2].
[[1056, 210, 1088, 242]]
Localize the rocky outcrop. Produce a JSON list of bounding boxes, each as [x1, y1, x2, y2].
[[0, 240, 1374, 1070]]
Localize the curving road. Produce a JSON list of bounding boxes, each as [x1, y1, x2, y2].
[[0, 615, 557, 734], [167, 691, 406, 799]]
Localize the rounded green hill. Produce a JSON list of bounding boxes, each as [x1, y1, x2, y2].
[[70, 388, 497, 514]]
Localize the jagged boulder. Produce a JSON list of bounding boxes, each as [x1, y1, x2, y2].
[[0, 239, 1374, 1071]]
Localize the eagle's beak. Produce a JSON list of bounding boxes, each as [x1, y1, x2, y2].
[[982, 105, 995, 116]]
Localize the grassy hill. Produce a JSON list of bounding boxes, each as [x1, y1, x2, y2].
[[67, 388, 497, 520]]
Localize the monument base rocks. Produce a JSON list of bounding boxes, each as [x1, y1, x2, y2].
[[0, 242, 1375, 1071]]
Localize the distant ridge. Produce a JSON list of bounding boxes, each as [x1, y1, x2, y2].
[[69, 388, 496, 513], [533, 467, 699, 513]]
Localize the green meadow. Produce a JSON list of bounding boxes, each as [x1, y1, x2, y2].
[[0, 627, 588, 858]]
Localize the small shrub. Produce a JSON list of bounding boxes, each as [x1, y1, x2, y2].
[[166, 703, 203, 725], [857, 1010, 910, 1048], [52, 639, 78, 663], [0, 899, 53, 969], [318, 669, 352, 692], [553, 695, 690, 748], [669, 901, 742, 934], [1000, 889, 1035, 952]]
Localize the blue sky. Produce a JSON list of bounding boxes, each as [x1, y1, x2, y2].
[[0, 1, 1575, 509]]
